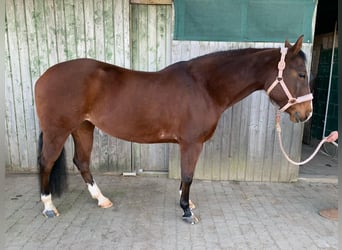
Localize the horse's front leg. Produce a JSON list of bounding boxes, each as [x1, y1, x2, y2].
[[179, 142, 203, 224], [179, 183, 196, 209]]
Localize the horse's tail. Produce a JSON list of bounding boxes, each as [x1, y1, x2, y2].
[[38, 132, 68, 197]]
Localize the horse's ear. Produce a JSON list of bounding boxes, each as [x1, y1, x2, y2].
[[285, 38, 292, 49], [286, 35, 304, 55]]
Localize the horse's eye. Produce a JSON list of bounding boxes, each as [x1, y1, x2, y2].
[[298, 73, 306, 79]]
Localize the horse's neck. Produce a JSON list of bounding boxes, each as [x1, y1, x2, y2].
[[196, 49, 279, 111]]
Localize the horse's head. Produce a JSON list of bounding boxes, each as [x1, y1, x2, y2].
[[266, 35, 313, 123]]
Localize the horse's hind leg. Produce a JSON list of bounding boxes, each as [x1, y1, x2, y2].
[[72, 121, 113, 208], [39, 131, 69, 218]]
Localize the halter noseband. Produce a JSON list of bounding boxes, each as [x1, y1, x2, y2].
[[266, 47, 313, 112]]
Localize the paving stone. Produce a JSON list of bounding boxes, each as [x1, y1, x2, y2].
[[5, 174, 337, 249]]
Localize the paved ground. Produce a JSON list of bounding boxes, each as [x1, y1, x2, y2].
[[5, 172, 337, 250], [299, 143, 338, 180]]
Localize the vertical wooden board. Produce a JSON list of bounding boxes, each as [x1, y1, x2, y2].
[[278, 120, 295, 181], [189, 41, 200, 59], [5, 30, 20, 168], [137, 4, 148, 70], [153, 5, 172, 69], [256, 93, 271, 180], [245, 92, 270, 181], [168, 144, 180, 179], [130, 4, 139, 69], [103, 0, 115, 63], [64, 0, 77, 60], [261, 101, 275, 181], [64, 136, 75, 171], [170, 41, 183, 63], [238, 98, 251, 181], [114, 138, 132, 173], [287, 123, 303, 181], [54, 0, 67, 61], [44, 0, 58, 65], [90, 129, 101, 170], [122, 0, 131, 68], [226, 105, 241, 180], [94, 0, 105, 60], [113, 0, 126, 67], [25, 0, 40, 79], [99, 132, 110, 172], [219, 109, 232, 180], [270, 113, 288, 181], [180, 42, 191, 61], [147, 5, 157, 71], [131, 4, 143, 69], [245, 93, 261, 181], [210, 127, 223, 180], [22, 0, 41, 169], [74, 0, 86, 58], [84, 0, 95, 58], [194, 141, 207, 180], [7, 0, 28, 169]]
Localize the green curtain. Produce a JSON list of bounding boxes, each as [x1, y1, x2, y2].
[[174, 0, 317, 42]]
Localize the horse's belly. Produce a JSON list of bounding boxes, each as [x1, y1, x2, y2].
[[87, 114, 179, 144]]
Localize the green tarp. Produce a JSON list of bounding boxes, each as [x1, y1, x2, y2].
[[174, 0, 317, 42]]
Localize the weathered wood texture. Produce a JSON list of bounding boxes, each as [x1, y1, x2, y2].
[[5, 1, 312, 181], [5, 0, 131, 173]]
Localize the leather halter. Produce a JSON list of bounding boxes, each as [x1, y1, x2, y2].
[[266, 47, 313, 112]]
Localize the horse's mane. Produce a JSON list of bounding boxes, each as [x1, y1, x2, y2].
[[189, 47, 306, 63]]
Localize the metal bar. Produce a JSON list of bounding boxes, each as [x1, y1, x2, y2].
[[322, 21, 337, 139]]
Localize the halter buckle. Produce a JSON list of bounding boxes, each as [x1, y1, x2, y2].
[[289, 98, 296, 104]]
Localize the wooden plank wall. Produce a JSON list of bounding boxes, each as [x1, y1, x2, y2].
[[5, 0, 132, 173], [5, 0, 313, 181]]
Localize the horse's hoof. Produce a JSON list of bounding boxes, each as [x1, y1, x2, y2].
[[43, 210, 59, 218], [182, 213, 200, 224], [99, 199, 113, 208]]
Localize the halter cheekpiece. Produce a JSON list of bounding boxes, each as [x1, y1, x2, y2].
[[266, 47, 313, 112]]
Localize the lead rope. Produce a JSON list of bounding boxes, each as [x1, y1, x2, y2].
[[276, 111, 338, 165]]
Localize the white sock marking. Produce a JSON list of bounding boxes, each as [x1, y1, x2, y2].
[[87, 181, 109, 206]]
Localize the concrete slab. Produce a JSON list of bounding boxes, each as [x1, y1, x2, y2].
[[299, 143, 338, 181], [5, 174, 337, 249]]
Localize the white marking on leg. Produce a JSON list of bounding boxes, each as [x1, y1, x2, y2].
[[87, 180, 113, 208], [41, 194, 59, 216]]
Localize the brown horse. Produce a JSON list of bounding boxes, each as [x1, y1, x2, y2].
[[35, 36, 312, 223]]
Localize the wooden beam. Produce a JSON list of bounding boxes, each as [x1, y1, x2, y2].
[[130, 0, 172, 5]]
